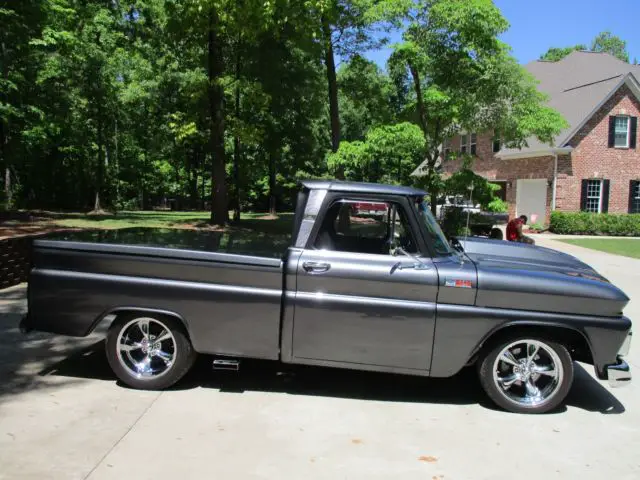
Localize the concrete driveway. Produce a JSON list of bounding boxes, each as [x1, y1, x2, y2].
[[1, 238, 639, 480]]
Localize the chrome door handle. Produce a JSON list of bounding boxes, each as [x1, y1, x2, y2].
[[302, 261, 331, 273]]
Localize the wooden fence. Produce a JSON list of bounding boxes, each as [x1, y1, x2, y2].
[[0, 236, 32, 290]]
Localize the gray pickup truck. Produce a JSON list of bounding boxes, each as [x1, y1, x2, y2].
[[21, 180, 632, 413]]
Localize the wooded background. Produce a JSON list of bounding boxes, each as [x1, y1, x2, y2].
[[1, 0, 578, 224]]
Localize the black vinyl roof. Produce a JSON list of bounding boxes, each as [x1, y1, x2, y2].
[[300, 180, 427, 197]]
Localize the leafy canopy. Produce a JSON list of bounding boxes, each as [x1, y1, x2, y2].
[[591, 31, 629, 63], [326, 122, 423, 185], [388, 0, 567, 205], [539, 45, 587, 62], [539, 31, 629, 63]]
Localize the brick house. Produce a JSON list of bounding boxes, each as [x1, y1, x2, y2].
[[412, 51, 640, 224]]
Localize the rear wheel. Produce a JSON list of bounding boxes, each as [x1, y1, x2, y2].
[[478, 336, 573, 414], [106, 314, 197, 390]]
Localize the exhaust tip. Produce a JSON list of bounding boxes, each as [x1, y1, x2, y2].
[[212, 359, 240, 371]]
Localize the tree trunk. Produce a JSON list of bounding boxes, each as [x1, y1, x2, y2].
[[1, 39, 10, 207], [189, 149, 199, 208], [233, 130, 241, 221], [114, 118, 119, 208], [408, 61, 428, 137], [408, 60, 439, 214], [321, 17, 340, 155], [268, 149, 277, 216], [140, 148, 147, 209], [232, 39, 241, 222], [208, 7, 229, 225], [200, 150, 206, 210], [94, 109, 104, 212], [4, 168, 10, 207]]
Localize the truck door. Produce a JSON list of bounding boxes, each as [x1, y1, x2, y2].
[[291, 196, 439, 373]]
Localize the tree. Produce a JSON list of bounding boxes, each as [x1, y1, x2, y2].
[[338, 55, 396, 141], [443, 158, 501, 209], [0, 1, 45, 208], [315, 0, 409, 153], [327, 121, 423, 185], [591, 31, 629, 63], [539, 45, 586, 62], [539, 31, 629, 63], [166, 0, 284, 224], [389, 0, 567, 212]]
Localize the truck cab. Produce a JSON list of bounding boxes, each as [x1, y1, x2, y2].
[[283, 180, 475, 374]]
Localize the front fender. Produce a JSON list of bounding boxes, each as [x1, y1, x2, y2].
[[429, 303, 631, 378]]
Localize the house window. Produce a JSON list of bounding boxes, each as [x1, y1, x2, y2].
[[492, 139, 501, 153], [614, 116, 630, 148], [470, 133, 477, 155], [585, 179, 603, 213], [631, 181, 640, 214], [443, 139, 452, 159], [460, 135, 468, 154]]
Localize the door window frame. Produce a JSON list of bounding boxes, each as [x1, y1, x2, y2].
[[305, 192, 435, 257]]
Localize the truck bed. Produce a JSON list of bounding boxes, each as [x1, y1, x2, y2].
[[25, 228, 290, 359]]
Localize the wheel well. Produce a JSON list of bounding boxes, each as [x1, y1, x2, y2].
[[94, 308, 190, 338], [470, 324, 594, 366]]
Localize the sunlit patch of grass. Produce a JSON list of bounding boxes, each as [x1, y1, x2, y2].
[[557, 238, 640, 259]]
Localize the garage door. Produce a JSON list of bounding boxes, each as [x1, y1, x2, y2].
[[516, 179, 547, 224]]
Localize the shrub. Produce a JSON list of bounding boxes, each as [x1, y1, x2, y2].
[[440, 207, 483, 237], [486, 198, 508, 213], [529, 222, 545, 231], [550, 211, 640, 236]]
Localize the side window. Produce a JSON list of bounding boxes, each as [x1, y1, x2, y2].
[[314, 199, 417, 255], [334, 201, 389, 239]]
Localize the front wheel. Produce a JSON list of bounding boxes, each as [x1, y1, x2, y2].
[[106, 314, 197, 390], [478, 336, 574, 414]]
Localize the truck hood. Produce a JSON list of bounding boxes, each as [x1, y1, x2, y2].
[[460, 237, 606, 281], [458, 237, 629, 317]]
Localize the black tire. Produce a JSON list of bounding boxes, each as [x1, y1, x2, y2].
[[478, 335, 574, 414], [489, 228, 503, 240], [106, 313, 197, 390]]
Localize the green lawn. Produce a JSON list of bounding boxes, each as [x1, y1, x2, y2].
[[557, 238, 640, 259], [47, 210, 294, 234]]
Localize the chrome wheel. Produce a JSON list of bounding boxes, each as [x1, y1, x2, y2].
[[492, 339, 564, 408], [116, 317, 177, 379]]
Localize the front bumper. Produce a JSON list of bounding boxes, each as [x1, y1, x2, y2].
[[607, 356, 631, 388], [606, 331, 632, 388]]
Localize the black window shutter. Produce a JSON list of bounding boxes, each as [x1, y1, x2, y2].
[[580, 179, 588, 211], [608, 116, 616, 148], [601, 179, 610, 213], [631, 180, 639, 213], [630, 117, 638, 149]]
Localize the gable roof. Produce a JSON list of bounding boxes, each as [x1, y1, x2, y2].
[[498, 51, 640, 159]]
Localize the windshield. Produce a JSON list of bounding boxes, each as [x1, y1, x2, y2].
[[414, 200, 453, 256]]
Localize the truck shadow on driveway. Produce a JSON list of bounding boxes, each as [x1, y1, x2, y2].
[[39, 340, 626, 415]]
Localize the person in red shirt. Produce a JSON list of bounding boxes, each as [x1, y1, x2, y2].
[[506, 215, 534, 244]]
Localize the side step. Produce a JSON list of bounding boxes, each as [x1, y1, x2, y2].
[[212, 359, 240, 371]]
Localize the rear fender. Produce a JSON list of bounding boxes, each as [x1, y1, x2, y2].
[[89, 306, 189, 335]]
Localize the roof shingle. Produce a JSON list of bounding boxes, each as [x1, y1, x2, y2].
[[499, 51, 640, 157]]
